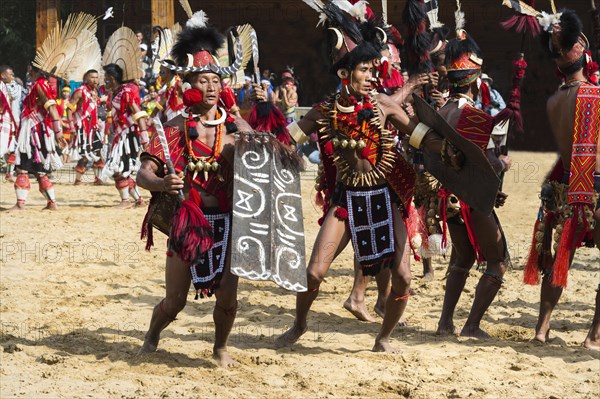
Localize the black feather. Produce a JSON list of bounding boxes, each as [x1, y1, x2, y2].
[[321, 2, 364, 44], [558, 9, 583, 52], [171, 26, 225, 66], [401, 0, 433, 74], [444, 34, 481, 67]]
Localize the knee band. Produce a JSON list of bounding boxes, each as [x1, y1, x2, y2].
[[15, 173, 30, 190]]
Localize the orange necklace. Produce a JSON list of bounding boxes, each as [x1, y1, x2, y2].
[[184, 108, 223, 179]]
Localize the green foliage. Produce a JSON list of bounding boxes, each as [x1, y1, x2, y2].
[[0, 0, 36, 80]]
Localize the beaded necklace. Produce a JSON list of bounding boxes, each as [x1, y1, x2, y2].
[[318, 92, 396, 187], [184, 108, 223, 181]]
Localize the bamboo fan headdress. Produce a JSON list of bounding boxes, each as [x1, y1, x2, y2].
[[33, 12, 98, 81], [69, 29, 103, 82], [103, 27, 144, 82]]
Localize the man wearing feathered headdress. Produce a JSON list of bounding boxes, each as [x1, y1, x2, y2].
[[8, 63, 67, 211], [67, 69, 105, 185], [136, 10, 299, 367], [151, 60, 184, 122], [275, 0, 461, 353], [8, 13, 96, 210], [433, 4, 513, 339], [101, 26, 150, 208], [522, 7, 600, 350]]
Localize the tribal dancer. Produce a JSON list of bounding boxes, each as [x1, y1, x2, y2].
[[0, 70, 17, 167], [102, 27, 149, 208], [9, 13, 98, 210], [276, 1, 461, 352], [137, 11, 270, 367], [434, 8, 512, 338], [1, 65, 20, 182], [151, 62, 184, 122], [68, 70, 105, 185], [9, 66, 64, 211], [522, 8, 600, 350]]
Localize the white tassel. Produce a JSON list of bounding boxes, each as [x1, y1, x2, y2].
[[186, 11, 208, 29]]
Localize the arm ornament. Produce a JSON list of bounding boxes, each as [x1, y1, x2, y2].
[[43, 100, 57, 111], [133, 111, 148, 122], [409, 122, 430, 149]]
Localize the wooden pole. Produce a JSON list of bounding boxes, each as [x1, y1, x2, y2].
[[36, 0, 60, 48], [151, 0, 175, 28]]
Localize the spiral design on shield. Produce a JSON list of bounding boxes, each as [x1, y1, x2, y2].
[[241, 146, 269, 170], [237, 236, 267, 274], [276, 247, 301, 271], [274, 167, 294, 184]]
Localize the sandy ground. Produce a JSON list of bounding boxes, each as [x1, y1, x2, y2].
[[0, 151, 598, 399]]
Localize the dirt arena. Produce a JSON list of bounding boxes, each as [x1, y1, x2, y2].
[[1, 151, 598, 398]]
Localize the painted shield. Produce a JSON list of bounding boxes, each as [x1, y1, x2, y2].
[[230, 133, 307, 292], [412, 94, 500, 215]]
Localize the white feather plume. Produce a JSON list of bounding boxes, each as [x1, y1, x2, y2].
[[333, 0, 368, 22], [426, 0, 444, 29], [454, 0, 465, 31], [302, 0, 327, 26], [186, 11, 208, 29], [536, 11, 561, 32]]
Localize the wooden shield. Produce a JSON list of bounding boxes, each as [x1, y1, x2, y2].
[[412, 94, 500, 215], [230, 134, 307, 292]]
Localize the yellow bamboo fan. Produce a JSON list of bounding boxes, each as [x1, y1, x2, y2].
[[103, 26, 143, 82], [33, 12, 97, 80]]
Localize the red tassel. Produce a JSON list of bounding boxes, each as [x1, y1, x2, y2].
[[523, 219, 541, 285], [460, 201, 485, 264], [219, 86, 237, 110], [417, 206, 429, 249], [141, 199, 154, 251], [552, 216, 576, 288], [480, 82, 491, 111], [335, 207, 348, 220], [248, 103, 291, 145], [437, 189, 450, 249], [315, 191, 324, 208], [405, 206, 424, 261], [169, 188, 214, 262]]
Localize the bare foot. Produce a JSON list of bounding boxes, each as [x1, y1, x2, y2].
[[213, 347, 236, 368], [534, 322, 550, 343], [42, 201, 58, 211], [74, 179, 83, 186], [114, 200, 132, 209], [7, 203, 26, 212], [134, 199, 145, 208], [437, 322, 460, 336], [421, 272, 434, 282], [372, 337, 398, 353], [138, 336, 159, 354], [275, 323, 307, 348], [343, 298, 377, 322], [460, 325, 491, 339], [5, 174, 14, 183], [373, 305, 408, 326], [583, 338, 600, 351]]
